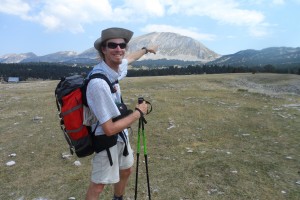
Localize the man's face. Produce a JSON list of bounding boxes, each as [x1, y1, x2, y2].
[[102, 38, 126, 70]]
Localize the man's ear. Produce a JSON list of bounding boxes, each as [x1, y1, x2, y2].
[[101, 46, 107, 55]]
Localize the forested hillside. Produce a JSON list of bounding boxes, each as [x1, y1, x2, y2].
[[0, 62, 299, 81]]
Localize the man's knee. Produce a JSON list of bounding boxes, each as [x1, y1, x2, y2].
[[85, 182, 105, 200], [120, 167, 132, 178], [90, 182, 105, 194]]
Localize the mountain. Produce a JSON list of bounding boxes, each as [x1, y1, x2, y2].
[[22, 51, 78, 63], [0, 52, 37, 63], [0, 32, 220, 65], [1, 33, 300, 67], [207, 47, 300, 67], [127, 32, 220, 62]]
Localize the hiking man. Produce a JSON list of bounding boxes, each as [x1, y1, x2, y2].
[[85, 27, 157, 200]]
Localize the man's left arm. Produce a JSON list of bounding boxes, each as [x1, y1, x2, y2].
[[125, 46, 158, 65]]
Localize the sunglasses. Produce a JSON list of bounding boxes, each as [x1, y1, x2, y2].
[[107, 42, 127, 49]]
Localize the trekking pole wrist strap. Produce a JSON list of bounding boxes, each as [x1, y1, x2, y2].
[[135, 108, 147, 124], [135, 107, 144, 118]]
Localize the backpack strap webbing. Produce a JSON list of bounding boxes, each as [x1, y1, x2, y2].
[[82, 73, 117, 107], [119, 131, 129, 156], [88, 73, 116, 93], [106, 148, 113, 166]]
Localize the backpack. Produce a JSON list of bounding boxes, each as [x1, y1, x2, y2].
[[55, 73, 116, 158]]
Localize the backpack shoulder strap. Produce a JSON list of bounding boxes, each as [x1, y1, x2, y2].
[[82, 73, 116, 106], [88, 73, 116, 93]]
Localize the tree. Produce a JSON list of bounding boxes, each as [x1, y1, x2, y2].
[[263, 64, 275, 73]]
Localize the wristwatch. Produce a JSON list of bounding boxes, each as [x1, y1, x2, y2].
[[142, 47, 149, 54]]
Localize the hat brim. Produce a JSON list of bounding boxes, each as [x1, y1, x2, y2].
[[94, 28, 133, 51]]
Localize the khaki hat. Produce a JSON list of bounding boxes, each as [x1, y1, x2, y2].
[[94, 27, 133, 51]]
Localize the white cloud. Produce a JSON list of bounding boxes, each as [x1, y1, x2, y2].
[[31, 0, 115, 33], [250, 0, 285, 5], [272, 0, 285, 5], [141, 24, 216, 41], [164, 0, 267, 36], [0, 0, 269, 37], [124, 0, 165, 17], [0, 0, 31, 17], [0, 0, 116, 33]]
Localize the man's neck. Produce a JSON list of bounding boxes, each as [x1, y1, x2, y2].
[[105, 61, 120, 72]]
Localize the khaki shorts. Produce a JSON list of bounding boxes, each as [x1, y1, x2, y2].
[[91, 141, 134, 184]]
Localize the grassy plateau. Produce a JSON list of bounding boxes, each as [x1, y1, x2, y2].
[[1, 73, 300, 200]]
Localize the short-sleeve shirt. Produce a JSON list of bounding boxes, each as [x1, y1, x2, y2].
[[86, 59, 128, 141], [118, 60, 128, 81]]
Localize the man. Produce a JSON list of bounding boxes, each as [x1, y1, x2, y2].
[[85, 27, 157, 200]]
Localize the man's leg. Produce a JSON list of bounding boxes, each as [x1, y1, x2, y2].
[[113, 167, 132, 197], [85, 182, 105, 200]]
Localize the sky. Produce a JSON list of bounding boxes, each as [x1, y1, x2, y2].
[[0, 0, 300, 56]]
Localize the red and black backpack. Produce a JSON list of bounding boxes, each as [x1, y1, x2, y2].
[[55, 73, 116, 158]]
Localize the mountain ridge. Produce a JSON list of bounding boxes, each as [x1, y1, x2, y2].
[[0, 52, 37, 63], [0, 32, 300, 67], [0, 32, 219, 64], [207, 46, 300, 66]]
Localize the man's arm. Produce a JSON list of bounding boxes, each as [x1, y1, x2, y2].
[[101, 102, 148, 136], [125, 46, 158, 65]]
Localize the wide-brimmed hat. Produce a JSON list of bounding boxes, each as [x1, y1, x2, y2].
[[94, 27, 133, 51]]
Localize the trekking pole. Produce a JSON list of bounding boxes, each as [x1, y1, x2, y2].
[[134, 113, 142, 200], [142, 112, 151, 200], [134, 97, 152, 200]]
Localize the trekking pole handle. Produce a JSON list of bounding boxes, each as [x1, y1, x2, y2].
[[137, 97, 152, 115], [138, 97, 144, 104]]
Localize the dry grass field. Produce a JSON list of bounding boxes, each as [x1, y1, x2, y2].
[[1, 73, 300, 200]]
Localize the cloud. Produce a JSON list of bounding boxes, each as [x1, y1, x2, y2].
[[0, 0, 31, 17], [164, 0, 267, 36], [272, 0, 285, 5], [0, 0, 269, 37], [133, 0, 269, 37], [141, 24, 216, 41], [30, 0, 116, 33], [123, 0, 165, 17], [0, 0, 119, 33]]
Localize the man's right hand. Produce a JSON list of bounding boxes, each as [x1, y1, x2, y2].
[[135, 101, 148, 116]]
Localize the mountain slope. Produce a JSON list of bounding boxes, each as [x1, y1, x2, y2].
[[22, 51, 78, 63], [1, 34, 300, 67], [0, 32, 219, 64], [207, 47, 300, 66], [0, 52, 37, 63], [127, 32, 220, 62]]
